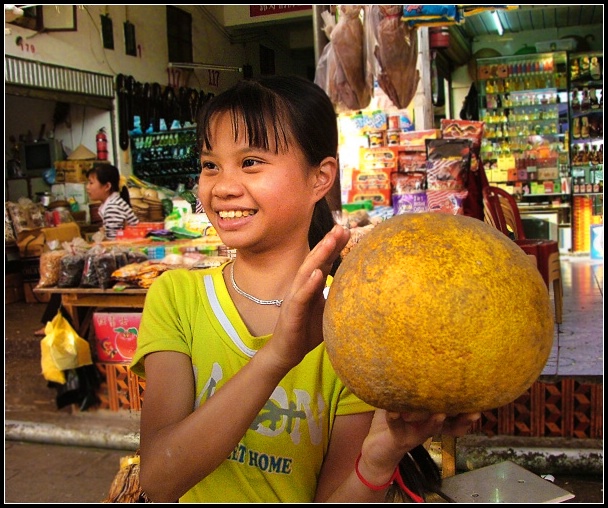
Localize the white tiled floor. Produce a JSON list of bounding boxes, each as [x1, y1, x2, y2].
[[542, 255, 604, 377]]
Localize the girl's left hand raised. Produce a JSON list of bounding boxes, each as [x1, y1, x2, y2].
[[266, 225, 350, 373]]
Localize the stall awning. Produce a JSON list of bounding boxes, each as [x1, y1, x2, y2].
[[4, 55, 115, 109]]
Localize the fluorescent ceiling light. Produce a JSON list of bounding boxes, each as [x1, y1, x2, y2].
[[492, 10, 504, 36]]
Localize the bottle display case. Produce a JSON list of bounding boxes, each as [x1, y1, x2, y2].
[[568, 51, 603, 253], [130, 128, 200, 190], [476, 52, 571, 251]]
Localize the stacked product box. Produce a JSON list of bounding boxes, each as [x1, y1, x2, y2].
[[93, 312, 142, 364]]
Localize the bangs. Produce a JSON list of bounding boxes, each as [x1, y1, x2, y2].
[[198, 83, 293, 154]]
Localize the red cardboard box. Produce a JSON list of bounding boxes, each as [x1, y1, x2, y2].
[[93, 312, 142, 363]]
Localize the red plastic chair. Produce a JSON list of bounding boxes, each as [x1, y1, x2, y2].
[[483, 186, 563, 324]]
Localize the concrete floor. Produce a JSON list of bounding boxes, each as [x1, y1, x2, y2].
[[4, 255, 604, 503], [3, 297, 140, 503], [5, 441, 129, 503]]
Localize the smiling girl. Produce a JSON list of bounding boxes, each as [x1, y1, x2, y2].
[[131, 76, 479, 503]]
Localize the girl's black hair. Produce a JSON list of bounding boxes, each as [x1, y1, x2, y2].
[[197, 75, 342, 275], [87, 163, 131, 206]]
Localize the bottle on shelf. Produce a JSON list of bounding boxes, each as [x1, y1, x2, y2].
[[580, 56, 591, 79], [583, 144, 591, 164], [572, 117, 581, 139], [589, 88, 599, 110], [581, 117, 590, 139], [589, 145, 599, 165], [571, 88, 580, 111], [570, 58, 580, 80], [581, 88, 591, 112], [589, 56, 602, 80]]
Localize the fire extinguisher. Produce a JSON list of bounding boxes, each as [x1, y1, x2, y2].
[[96, 127, 108, 161]]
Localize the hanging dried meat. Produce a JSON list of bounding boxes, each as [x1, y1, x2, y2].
[[315, 5, 371, 113], [369, 5, 420, 109]]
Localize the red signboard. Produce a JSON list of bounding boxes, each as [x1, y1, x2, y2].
[[250, 5, 311, 17]]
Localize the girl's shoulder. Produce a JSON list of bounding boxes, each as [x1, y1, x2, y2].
[[145, 263, 229, 313], [105, 193, 128, 207], [152, 262, 229, 293]]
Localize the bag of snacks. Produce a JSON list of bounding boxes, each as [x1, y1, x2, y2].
[[37, 250, 67, 288]]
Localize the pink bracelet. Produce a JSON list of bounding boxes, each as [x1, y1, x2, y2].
[[354, 453, 425, 503]]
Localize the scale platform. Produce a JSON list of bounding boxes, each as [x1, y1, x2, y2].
[[439, 461, 575, 503]]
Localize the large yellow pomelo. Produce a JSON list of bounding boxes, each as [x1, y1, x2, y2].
[[323, 213, 554, 414]]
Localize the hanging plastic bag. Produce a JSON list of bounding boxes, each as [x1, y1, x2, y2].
[[40, 311, 93, 384], [43, 166, 56, 185], [50, 365, 101, 411], [102, 450, 152, 503]]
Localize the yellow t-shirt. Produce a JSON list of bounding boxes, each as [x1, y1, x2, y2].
[[131, 264, 374, 502]]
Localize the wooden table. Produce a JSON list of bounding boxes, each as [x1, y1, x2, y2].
[[34, 286, 147, 335], [35, 286, 148, 412]]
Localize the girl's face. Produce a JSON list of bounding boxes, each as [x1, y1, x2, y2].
[[198, 111, 334, 254], [86, 173, 112, 202]]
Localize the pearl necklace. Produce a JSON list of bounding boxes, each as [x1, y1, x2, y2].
[[229, 262, 284, 307]]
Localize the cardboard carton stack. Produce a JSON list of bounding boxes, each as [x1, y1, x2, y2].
[[54, 144, 107, 183]]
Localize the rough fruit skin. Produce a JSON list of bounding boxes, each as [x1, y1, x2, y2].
[[323, 213, 554, 414]]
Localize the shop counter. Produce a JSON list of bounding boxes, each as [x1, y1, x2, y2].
[[34, 286, 147, 335], [34, 285, 148, 412]]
